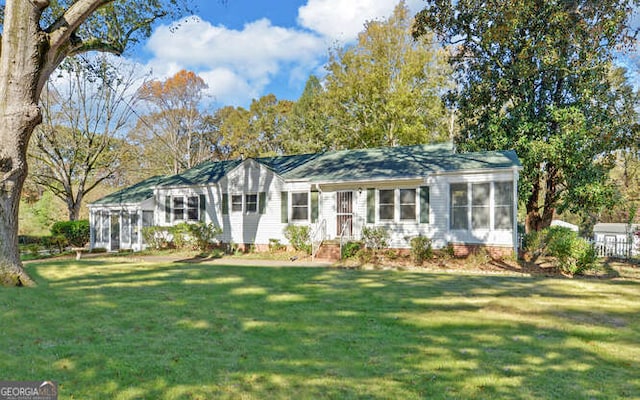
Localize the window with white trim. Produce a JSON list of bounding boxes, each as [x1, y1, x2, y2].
[[472, 183, 490, 229], [291, 192, 309, 221], [187, 196, 199, 220], [379, 189, 395, 220], [245, 194, 258, 213], [450, 183, 468, 230], [173, 197, 185, 220], [231, 195, 243, 212], [400, 189, 416, 220], [450, 181, 514, 231], [494, 182, 513, 229]]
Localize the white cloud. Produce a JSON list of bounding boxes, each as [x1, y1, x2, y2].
[[143, 16, 327, 107], [297, 0, 424, 43]]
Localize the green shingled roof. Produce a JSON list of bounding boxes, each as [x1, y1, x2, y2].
[[92, 143, 521, 206], [90, 175, 166, 205], [158, 159, 241, 187], [258, 142, 520, 182]]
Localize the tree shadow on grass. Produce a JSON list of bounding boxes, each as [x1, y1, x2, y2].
[[3, 259, 640, 399]]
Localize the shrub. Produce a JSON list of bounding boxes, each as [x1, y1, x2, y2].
[[525, 226, 597, 275], [186, 222, 222, 252], [342, 241, 363, 259], [283, 225, 311, 254], [168, 223, 191, 249], [410, 235, 433, 265], [142, 226, 171, 250], [268, 238, 286, 253], [50, 220, 90, 247], [361, 226, 389, 250], [166, 222, 222, 251]]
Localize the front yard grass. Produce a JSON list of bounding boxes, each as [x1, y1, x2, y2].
[[1, 257, 639, 399]]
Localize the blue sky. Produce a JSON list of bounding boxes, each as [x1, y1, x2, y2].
[[129, 0, 426, 108]]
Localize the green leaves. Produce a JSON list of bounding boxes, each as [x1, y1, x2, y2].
[[320, 2, 452, 149], [414, 0, 640, 231]]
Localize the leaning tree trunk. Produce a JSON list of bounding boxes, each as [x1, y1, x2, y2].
[[0, 1, 51, 286]]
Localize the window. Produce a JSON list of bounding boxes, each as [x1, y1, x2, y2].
[[400, 189, 416, 220], [494, 182, 513, 229], [367, 189, 375, 223], [173, 197, 184, 220], [379, 189, 395, 220], [451, 181, 514, 231], [291, 192, 309, 220], [245, 194, 258, 213], [187, 196, 199, 220], [93, 211, 102, 243], [122, 212, 131, 243], [142, 211, 154, 245], [101, 212, 109, 242], [231, 195, 243, 212], [131, 212, 139, 244], [450, 183, 468, 230], [472, 183, 490, 229]]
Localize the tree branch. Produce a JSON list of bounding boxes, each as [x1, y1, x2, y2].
[[46, 0, 113, 51]]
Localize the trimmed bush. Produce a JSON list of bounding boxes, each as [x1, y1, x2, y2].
[[283, 225, 311, 254], [342, 241, 363, 259], [410, 235, 433, 265], [50, 220, 90, 247]]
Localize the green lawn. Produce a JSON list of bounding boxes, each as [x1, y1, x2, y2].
[[2, 257, 639, 399]]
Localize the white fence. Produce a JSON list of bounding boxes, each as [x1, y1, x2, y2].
[[592, 239, 637, 259]]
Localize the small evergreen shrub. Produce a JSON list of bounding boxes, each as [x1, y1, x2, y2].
[[283, 225, 311, 254], [361, 226, 389, 250], [410, 235, 433, 265], [342, 241, 363, 259], [50, 220, 90, 247]]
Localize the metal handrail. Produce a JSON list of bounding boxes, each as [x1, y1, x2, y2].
[[339, 217, 352, 260], [311, 219, 327, 261]]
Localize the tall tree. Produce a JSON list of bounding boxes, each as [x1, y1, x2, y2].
[[322, 1, 452, 149], [137, 69, 211, 174], [282, 75, 331, 154], [413, 0, 639, 232], [0, 0, 190, 286], [217, 94, 293, 159], [29, 55, 138, 221]]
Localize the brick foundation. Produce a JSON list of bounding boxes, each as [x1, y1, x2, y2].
[[449, 244, 515, 259]]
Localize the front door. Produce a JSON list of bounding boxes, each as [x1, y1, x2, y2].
[[110, 213, 120, 251], [336, 191, 353, 237]]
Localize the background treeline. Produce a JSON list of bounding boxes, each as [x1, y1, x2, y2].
[[19, 1, 640, 237]]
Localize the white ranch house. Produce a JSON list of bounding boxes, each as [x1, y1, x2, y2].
[[89, 143, 522, 256]]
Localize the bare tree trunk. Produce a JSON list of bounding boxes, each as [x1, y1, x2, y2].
[[0, 0, 48, 286]]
